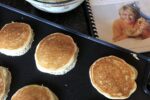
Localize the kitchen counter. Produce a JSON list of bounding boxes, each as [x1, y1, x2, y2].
[[0, 0, 89, 34]]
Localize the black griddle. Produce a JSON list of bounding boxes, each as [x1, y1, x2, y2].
[[0, 3, 150, 100]]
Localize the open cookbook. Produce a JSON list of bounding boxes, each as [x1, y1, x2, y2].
[[86, 0, 150, 53]]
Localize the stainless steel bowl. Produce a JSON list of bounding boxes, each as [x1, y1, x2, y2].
[[26, 0, 84, 13]]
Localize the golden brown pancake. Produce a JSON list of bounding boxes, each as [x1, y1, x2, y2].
[[89, 56, 137, 99], [35, 33, 78, 75], [0, 66, 11, 100], [11, 85, 58, 100], [0, 22, 34, 56]]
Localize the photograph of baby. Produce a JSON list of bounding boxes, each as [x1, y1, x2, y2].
[[90, 0, 150, 52], [113, 4, 150, 42]]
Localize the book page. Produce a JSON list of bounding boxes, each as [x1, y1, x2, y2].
[[90, 0, 139, 6], [89, 0, 150, 53]]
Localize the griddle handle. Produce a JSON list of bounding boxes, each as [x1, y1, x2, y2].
[[143, 61, 150, 95]]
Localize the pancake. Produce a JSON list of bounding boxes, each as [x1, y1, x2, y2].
[[89, 55, 137, 99], [35, 33, 78, 75], [0, 66, 11, 100], [11, 85, 58, 100], [0, 22, 34, 56]]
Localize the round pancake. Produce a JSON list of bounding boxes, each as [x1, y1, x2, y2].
[[0, 66, 11, 100], [0, 22, 31, 49], [11, 85, 58, 100], [0, 22, 34, 56], [35, 33, 78, 75], [89, 56, 137, 99]]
